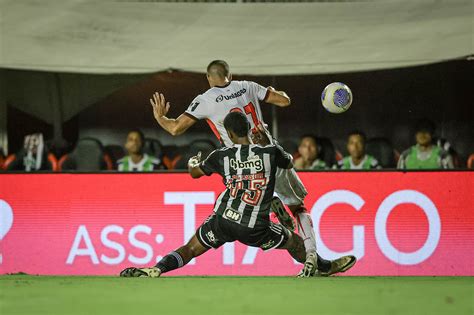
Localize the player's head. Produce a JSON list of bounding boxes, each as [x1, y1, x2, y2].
[[298, 135, 319, 162], [223, 111, 250, 144], [414, 119, 435, 146], [206, 60, 231, 87], [125, 129, 145, 155], [347, 130, 366, 159]]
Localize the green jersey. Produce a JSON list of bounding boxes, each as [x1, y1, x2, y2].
[[337, 155, 380, 170], [398, 145, 453, 169], [117, 154, 164, 171]]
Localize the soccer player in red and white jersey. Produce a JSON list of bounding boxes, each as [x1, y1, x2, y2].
[[150, 60, 356, 277]]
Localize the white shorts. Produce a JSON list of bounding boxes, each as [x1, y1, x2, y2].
[[274, 167, 308, 206]]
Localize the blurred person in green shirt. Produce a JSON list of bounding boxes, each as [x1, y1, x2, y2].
[[336, 131, 380, 170], [117, 129, 166, 172], [398, 119, 453, 170], [294, 135, 327, 170]]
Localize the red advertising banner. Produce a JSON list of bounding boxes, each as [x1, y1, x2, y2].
[[0, 172, 473, 276]]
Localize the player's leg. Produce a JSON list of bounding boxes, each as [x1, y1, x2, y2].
[[277, 229, 305, 264], [120, 214, 223, 278], [273, 168, 317, 258], [120, 234, 209, 278]]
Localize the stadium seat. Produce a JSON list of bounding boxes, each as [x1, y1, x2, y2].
[[467, 154, 474, 169], [278, 139, 298, 156], [435, 137, 460, 168], [104, 144, 125, 169], [2, 148, 58, 171], [58, 138, 113, 171], [173, 139, 218, 170], [315, 137, 337, 168], [366, 137, 397, 168], [143, 138, 164, 159]]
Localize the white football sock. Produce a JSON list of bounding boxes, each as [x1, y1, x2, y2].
[[296, 212, 317, 257]]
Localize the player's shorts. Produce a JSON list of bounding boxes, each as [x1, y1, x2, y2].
[[274, 167, 308, 206], [196, 213, 291, 251]]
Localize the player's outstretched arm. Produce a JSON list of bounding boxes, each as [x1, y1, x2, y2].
[[150, 92, 196, 136], [188, 152, 205, 179], [265, 86, 291, 107]]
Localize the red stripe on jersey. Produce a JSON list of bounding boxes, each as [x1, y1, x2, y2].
[[206, 119, 222, 143]]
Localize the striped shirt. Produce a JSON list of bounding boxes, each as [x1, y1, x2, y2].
[[199, 143, 292, 228], [117, 154, 164, 172]]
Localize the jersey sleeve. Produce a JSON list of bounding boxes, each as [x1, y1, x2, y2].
[[184, 95, 208, 120], [199, 150, 220, 176], [275, 145, 293, 169], [247, 81, 270, 102]]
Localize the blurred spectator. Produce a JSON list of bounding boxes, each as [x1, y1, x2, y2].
[[336, 131, 380, 170], [117, 129, 166, 171], [398, 119, 453, 169], [3, 133, 58, 171], [293, 135, 327, 170], [467, 153, 474, 169]]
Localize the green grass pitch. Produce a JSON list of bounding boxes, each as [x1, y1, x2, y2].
[[1, 275, 472, 315]]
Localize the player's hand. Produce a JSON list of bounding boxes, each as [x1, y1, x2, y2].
[[267, 86, 276, 92], [188, 151, 202, 168], [150, 92, 170, 120], [251, 124, 272, 146]]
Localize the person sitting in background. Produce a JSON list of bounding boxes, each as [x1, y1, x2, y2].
[[336, 131, 380, 170], [398, 119, 453, 169], [117, 129, 166, 171], [293, 135, 327, 170]]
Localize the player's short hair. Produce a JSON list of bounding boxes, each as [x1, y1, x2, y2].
[[348, 130, 366, 143], [415, 119, 436, 135], [207, 60, 230, 78], [128, 129, 145, 143], [224, 112, 250, 138]]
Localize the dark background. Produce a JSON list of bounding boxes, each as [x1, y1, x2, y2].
[[7, 59, 473, 164]]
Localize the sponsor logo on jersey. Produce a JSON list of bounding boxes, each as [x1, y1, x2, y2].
[[230, 156, 263, 171], [224, 209, 242, 222], [260, 239, 275, 250], [216, 88, 247, 103], [206, 231, 218, 244]]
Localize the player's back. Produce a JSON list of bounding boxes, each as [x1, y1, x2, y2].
[[200, 143, 292, 228], [185, 80, 269, 147]]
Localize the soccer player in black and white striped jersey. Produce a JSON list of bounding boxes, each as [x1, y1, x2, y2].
[[120, 112, 356, 278], [147, 60, 356, 276]]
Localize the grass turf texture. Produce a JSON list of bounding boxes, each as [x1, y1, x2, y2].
[[1, 276, 472, 315]]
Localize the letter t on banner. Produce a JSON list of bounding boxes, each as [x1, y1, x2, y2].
[[164, 192, 215, 265]]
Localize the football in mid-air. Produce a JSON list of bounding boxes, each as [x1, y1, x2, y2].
[[321, 82, 353, 114]]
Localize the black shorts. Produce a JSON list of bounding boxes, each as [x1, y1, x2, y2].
[[196, 213, 290, 251]]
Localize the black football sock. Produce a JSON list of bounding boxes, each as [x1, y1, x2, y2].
[[155, 251, 184, 274], [317, 254, 331, 272]]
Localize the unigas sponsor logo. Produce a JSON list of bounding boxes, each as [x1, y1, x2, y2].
[[215, 88, 247, 103]]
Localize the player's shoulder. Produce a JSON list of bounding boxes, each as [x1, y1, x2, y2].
[[400, 146, 414, 158], [251, 143, 280, 153], [191, 93, 207, 103], [209, 146, 233, 156]]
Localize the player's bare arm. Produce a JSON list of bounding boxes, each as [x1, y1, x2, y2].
[[265, 86, 291, 107], [188, 152, 205, 179], [150, 92, 196, 136]]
